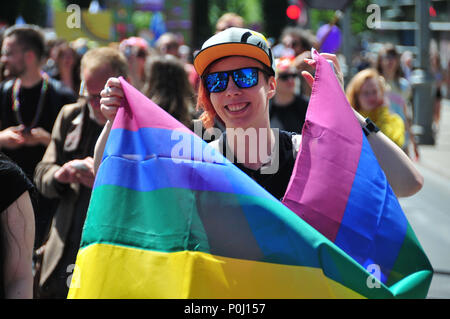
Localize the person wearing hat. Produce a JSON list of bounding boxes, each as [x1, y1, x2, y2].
[[119, 37, 150, 91], [96, 27, 423, 199]]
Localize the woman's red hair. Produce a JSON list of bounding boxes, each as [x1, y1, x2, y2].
[[196, 80, 220, 129]]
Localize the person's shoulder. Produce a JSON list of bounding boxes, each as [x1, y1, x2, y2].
[[0, 152, 34, 210], [59, 100, 85, 118], [0, 79, 14, 95], [390, 111, 405, 126], [379, 106, 403, 123], [398, 77, 410, 88]]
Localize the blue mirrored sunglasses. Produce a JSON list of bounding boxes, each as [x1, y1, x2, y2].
[[204, 67, 268, 93]]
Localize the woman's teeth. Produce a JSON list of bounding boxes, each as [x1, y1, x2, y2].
[[227, 103, 247, 112]]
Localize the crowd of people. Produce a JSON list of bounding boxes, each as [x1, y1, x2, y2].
[[0, 11, 445, 298]]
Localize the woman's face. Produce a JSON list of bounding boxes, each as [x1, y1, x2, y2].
[[357, 77, 383, 112], [59, 47, 75, 68], [207, 56, 276, 129], [380, 52, 399, 78], [276, 66, 297, 95]]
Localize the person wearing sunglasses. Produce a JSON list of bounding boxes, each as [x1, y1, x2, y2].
[[269, 56, 308, 134], [97, 27, 423, 200]]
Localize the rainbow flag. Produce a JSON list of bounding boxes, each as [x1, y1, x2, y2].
[[68, 54, 431, 299], [282, 50, 432, 298]]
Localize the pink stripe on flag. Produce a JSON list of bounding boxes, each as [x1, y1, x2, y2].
[[111, 77, 193, 135], [282, 50, 363, 242]]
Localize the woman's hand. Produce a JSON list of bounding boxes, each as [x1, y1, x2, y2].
[[100, 77, 125, 122], [54, 157, 95, 188], [94, 78, 124, 175], [301, 53, 344, 89]]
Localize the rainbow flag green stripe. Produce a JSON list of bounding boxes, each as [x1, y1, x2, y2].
[[68, 75, 432, 299], [77, 180, 395, 299], [386, 224, 434, 297]]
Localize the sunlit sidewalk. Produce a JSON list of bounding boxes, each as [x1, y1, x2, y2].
[[416, 98, 450, 178]]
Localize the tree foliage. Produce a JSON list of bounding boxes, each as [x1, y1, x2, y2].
[[308, 0, 373, 34], [208, 0, 263, 33]]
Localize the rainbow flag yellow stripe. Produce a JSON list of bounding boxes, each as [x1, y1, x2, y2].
[[68, 77, 432, 299], [68, 243, 364, 299]]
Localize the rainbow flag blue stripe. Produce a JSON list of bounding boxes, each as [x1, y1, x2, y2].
[[68, 53, 432, 299], [283, 49, 432, 296]]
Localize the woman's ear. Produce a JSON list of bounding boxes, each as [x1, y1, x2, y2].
[[267, 76, 277, 100]]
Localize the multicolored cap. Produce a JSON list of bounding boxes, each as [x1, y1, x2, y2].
[[119, 37, 149, 50], [275, 56, 296, 73], [193, 27, 275, 77]]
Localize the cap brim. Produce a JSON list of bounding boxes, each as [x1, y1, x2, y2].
[[194, 43, 272, 77]]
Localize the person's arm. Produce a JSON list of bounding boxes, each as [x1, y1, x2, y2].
[[302, 53, 423, 197], [94, 120, 113, 174], [94, 78, 125, 174], [2, 191, 35, 299]]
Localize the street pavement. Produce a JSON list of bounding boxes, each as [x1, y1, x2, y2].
[[399, 98, 450, 299]]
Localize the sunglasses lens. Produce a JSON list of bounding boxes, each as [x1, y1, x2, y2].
[[205, 68, 261, 93], [205, 72, 229, 93], [233, 68, 258, 89]]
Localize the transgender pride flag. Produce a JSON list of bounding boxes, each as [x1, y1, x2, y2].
[[68, 52, 432, 299]]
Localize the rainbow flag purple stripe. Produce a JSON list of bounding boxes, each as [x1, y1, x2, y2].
[[283, 49, 432, 292]]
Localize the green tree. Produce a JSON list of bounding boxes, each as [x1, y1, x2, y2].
[[350, 0, 372, 34], [308, 0, 372, 34], [208, 0, 263, 33]]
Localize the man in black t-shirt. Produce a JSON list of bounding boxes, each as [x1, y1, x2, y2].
[[0, 25, 77, 248]]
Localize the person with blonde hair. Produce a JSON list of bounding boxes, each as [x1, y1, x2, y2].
[[34, 47, 128, 298], [119, 37, 150, 91], [215, 12, 245, 33], [376, 43, 418, 159], [346, 68, 405, 148]]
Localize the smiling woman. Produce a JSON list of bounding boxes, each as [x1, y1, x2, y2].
[[96, 27, 423, 202], [206, 57, 275, 130], [191, 27, 421, 198]]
